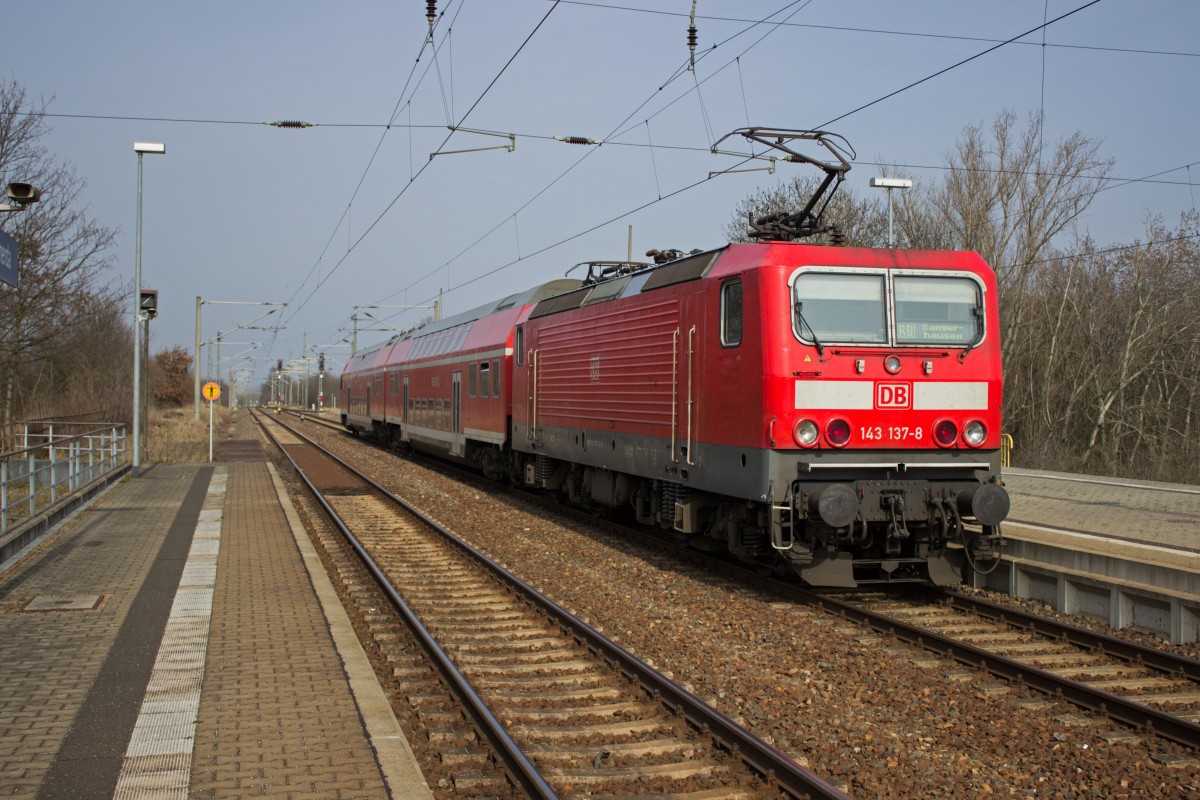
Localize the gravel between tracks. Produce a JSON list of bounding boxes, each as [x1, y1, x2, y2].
[[297, 422, 1200, 797]]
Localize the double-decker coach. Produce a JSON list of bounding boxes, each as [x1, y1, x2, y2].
[[340, 280, 580, 474]]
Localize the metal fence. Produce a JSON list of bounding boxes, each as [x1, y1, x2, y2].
[[1, 422, 127, 536]]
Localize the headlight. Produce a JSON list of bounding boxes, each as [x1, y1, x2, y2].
[[884, 355, 902, 374], [933, 419, 958, 447], [794, 419, 819, 447], [963, 420, 986, 447], [825, 418, 851, 447]]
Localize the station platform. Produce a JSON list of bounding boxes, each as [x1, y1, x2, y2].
[[1004, 467, 1200, 553], [0, 421, 433, 798], [976, 468, 1200, 643]]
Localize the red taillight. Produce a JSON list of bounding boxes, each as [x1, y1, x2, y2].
[[826, 418, 851, 447], [933, 419, 958, 447]]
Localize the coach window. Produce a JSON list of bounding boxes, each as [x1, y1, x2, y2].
[[515, 326, 524, 366], [479, 361, 491, 399], [469, 364, 478, 398], [720, 280, 743, 347], [492, 359, 501, 398]]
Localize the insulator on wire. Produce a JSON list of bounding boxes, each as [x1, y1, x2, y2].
[[266, 120, 315, 129], [687, 1, 698, 71], [426, 0, 437, 26], [554, 136, 602, 146]]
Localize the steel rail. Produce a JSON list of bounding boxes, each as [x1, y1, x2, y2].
[[937, 588, 1200, 682], [259, 409, 846, 800], [303, 417, 1200, 754], [537, 505, 1200, 752], [254, 410, 558, 799], [788, 587, 1200, 751]]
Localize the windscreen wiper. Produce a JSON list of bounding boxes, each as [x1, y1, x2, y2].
[[795, 302, 825, 358], [958, 307, 985, 360]]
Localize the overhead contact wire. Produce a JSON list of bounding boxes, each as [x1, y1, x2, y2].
[[284, 0, 563, 327], [377, 0, 811, 308]]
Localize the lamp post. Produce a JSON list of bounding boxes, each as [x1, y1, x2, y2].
[[869, 176, 912, 247], [133, 142, 165, 477]]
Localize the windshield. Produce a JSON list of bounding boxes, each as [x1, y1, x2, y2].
[[894, 276, 980, 345], [792, 273, 886, 344], [791, 269, 984, 347]]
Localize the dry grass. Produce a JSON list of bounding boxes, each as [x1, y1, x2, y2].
[[146, 405, 233, 463]]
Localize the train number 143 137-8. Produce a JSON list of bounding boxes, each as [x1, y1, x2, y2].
[[860, 425, 923, 442]]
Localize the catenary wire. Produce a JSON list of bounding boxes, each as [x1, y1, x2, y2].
[[371, 0, 814, 312], [279, 0, 564, 334], [551, 0, 1200, 59]]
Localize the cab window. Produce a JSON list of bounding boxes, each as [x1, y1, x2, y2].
[[792, 272, 886, 344], [720, 280, 742, 347], [894, 276, 981, 346]]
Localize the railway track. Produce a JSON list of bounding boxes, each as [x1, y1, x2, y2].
[[826, 588, 1200, 747], [279, 405, 1200, 753], [254, 409, 843, 799]]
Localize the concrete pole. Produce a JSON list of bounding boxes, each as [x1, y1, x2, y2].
[[194, 296, 202, 419]]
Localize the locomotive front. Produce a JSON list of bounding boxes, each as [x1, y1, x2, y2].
[[703, 129, 1007, 587], [750, 245, 1009, 587]]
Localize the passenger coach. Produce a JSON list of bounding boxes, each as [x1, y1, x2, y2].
[[340, 280, 580, 475]]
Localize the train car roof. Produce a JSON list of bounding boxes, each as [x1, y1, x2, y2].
[[526, 241, 995, 321], [529, 248, 727, 319], [344, 278, 582, 373]]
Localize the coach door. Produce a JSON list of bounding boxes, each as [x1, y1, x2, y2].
[[451, 372, 463, 456], [402, 376, 410, 441]]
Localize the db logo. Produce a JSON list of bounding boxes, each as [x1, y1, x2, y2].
[[875, 382, 911, 409]]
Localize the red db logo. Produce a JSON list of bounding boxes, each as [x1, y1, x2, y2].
[[875, 382, 911, 409]]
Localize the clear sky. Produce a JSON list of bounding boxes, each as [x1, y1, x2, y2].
[[5, 1, 1197, 388]]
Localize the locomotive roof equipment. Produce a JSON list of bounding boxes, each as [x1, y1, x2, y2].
[[711, 127, 855, 242]]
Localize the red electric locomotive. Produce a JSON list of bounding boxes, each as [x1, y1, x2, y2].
[[342, 128, 1009, 587]]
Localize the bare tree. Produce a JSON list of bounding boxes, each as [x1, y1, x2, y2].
[[1000, 213, 1200, 481], [902, 110, 1113, 352], [0, 79, 118, 445]]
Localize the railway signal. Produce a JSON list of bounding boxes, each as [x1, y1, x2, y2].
[[140, 289, 158, 319]]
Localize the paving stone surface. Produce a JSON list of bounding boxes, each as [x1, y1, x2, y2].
[[1005, 467, 1200, 551], [190, 460, 391, 798], [0, 465, 203, 799]]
